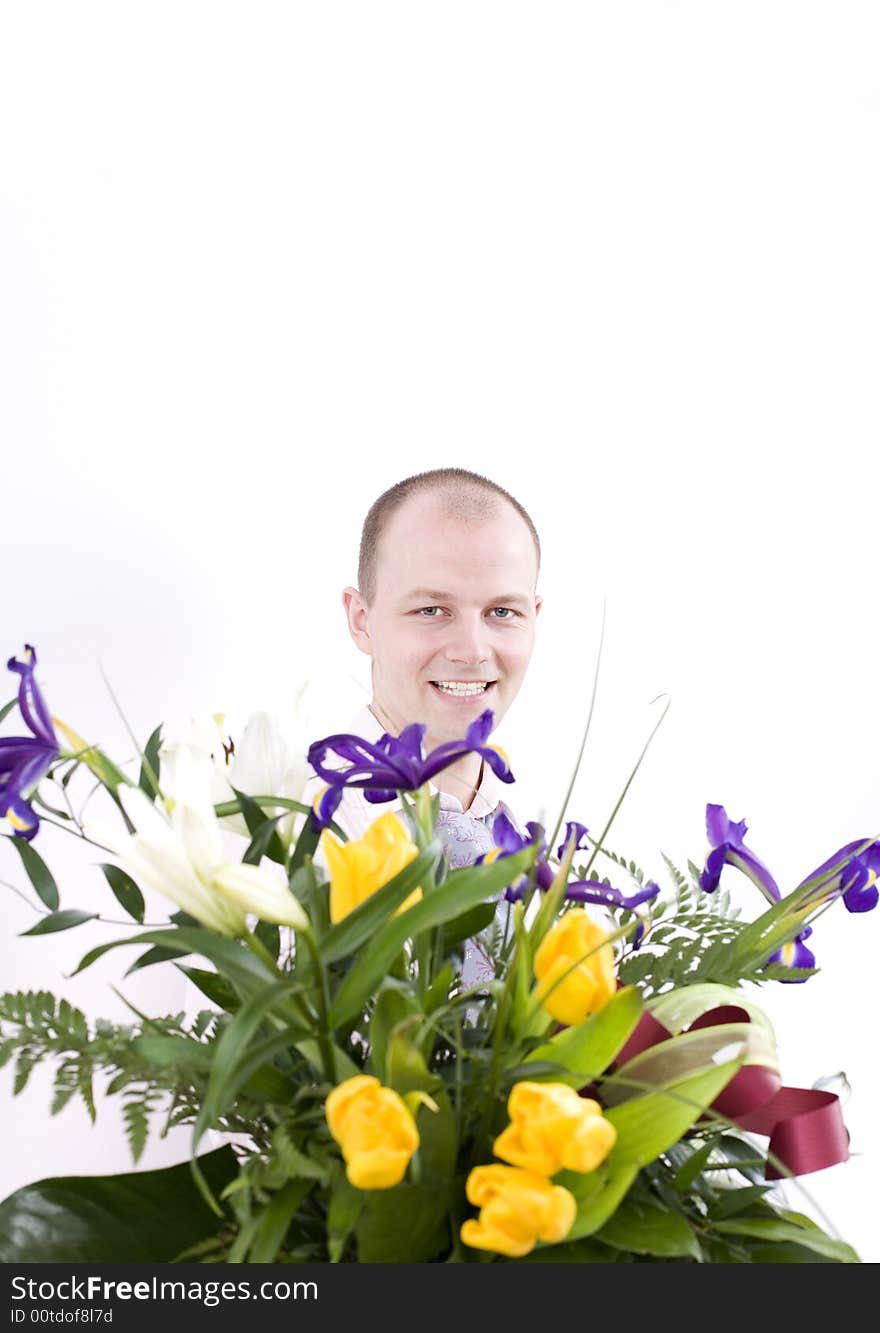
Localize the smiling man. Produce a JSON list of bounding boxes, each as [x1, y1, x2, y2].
[[303, 467, 542, 860]]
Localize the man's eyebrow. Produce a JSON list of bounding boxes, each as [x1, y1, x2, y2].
[[401, 588, 532, 608]]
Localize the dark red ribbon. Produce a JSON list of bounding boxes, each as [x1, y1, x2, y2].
[[612, 1005, 849, 1180]]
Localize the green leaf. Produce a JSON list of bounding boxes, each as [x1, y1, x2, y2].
[[319, 841, 443, 964], [254, 918, 281, 962], [248, 1178, 315, 1263], [9, 839, 59, 910], [519, 1236, 618, 1262], [708, 1183, 775, 1218], [193, 982, 306, 1152], [424, 963, 454, 1015], [712, 1217, 860, 1263], [137, 724, 163, 797], [0, 1147, 238, 1262], [124, 944, 184, 975], [606, 1024, 770, 1107], [20, 910, 96, 936], [369, 984, 423, 1084], [329, 844, 536, 1028], [556, 1159, 639, 1241], [524, 986, 643, 1086], [132, 1033, 293, 1104], [356, 1183, 449, 1263], [71, 927, 277, 1003], [0, 697, 16, 725], [327, 1168, 364, 1263], [234, 786, 287, 867], [99, 863, 145, 923], [288, 813, 322, 878], [595, 1197, 701, 1258], [176, 965, 240, 1013], [605, 1059, 744, 1169], [670, 1137, 716, 1193], [439, 900, 497, 951]]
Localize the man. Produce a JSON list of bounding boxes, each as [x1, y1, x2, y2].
[[303, 466, 542, 863]]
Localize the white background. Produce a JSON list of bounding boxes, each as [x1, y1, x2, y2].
[[2, 2, 878, 1261]]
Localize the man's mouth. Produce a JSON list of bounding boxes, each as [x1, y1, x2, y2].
[[429, 680, 497, 699]]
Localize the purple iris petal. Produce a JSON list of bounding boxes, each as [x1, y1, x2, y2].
[[1, 646, 59, 841], [768, 926, 816, 983], [306, 708, 513, 831], [699, 803, 780, 902], [492, 808, 531, 856], [563, 878, 661, 911], [837, 853, 880, 913], [556, 821, 590, 860], [796, 840, 880, 914], [7, 645, 57, 746]]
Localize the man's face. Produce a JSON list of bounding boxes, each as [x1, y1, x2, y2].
[[344, 494, 542, 746]]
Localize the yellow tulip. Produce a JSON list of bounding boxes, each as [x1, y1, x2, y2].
[[460, 1164, 576, 1258], [320, 812, 423, 923], [533, 908, 617, 1026], [325, 1075, 419, 1190], [493, 1081, 617, 1176]]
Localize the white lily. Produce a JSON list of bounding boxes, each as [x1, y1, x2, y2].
[[160, 686, 314, 848], [84, 747, 309, 935]]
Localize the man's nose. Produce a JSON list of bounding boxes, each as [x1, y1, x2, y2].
[[442, 615, 493, 665]]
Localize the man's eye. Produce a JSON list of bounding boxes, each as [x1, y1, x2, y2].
[[418, 607, 443, 617], [492, 607, 517, 619]]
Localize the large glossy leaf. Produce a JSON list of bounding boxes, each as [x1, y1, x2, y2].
[[605, 1024, 776, 1106], [0, 1147, 238, 1262], [523, 986, 643, 1086], [192, 983, 306, 1151], [556, 1160, 639, 1241], [137, 724, 163, 798], [519, 1236, 619, 1262], [99, 863, 145, 923], [605, 1059, 743, 1168], [20, 910, 97, 936], [595, 1197, 701, 1258], [711, 1215, 860, 1263], [356, 1183, 449, 1263], [9, 839, 59, 910]]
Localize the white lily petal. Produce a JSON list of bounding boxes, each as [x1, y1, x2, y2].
[[213, 862, 309, 930], [175, 801, 224, 885], [229, 712, 287, 795], [116, 783, 178, 846]]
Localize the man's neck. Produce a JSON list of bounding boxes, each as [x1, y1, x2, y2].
[[368, 701, 485, 812]]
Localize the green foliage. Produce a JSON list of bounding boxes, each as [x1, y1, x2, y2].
[[0, 702, 866, 1265]]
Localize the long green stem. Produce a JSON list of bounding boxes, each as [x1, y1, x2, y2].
[[547, 600, 606, 858], [299, 928, 338, 1085], [242, 930, 321, 1056], [581, 693, 671, 881]]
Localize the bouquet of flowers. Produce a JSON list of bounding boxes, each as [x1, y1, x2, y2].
[[0, 644, 875, 1264]]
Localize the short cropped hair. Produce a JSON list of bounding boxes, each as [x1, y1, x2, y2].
[[357, 467, 541, 607]]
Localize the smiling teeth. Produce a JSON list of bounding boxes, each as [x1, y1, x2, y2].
[[433, 681, 490, 695]]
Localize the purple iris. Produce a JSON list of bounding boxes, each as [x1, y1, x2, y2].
[[1, 646, 60, 841], [699, 802, 879, 982], [767, 925, 816, 982], [477, 813, 659, 944], [699, 804, 781, 903], [307, 708, 514, 829], [797, 840, 880, 915]]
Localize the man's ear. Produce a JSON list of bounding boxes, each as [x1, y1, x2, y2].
[[342, 586, 373, 655], [534, 595, 543, 617]]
